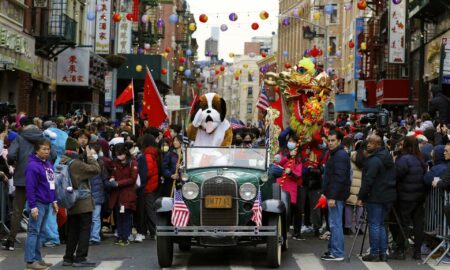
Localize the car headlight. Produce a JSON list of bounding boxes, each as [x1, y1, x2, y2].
[[182, 182, 199, 200], [181, 172, 189, 182], [239, 183, 257, 201], [260, 173, 269, 182]]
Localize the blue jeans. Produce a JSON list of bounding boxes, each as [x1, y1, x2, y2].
[[327, 200, 345, 258], [24, 202, 51, 263], [40, 204, 60, 246], [90, 204, 102, 242], [366, 202, 392, 255]]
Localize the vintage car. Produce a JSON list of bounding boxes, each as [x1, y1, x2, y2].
[[155, 146, 291, 268]]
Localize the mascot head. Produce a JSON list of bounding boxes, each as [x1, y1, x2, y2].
[[190, 93, 227, 134]]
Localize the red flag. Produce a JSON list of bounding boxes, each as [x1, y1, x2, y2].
[[114, 80, 134, 106], [141, 67, 167, 127], [188, 89, 200, 116]]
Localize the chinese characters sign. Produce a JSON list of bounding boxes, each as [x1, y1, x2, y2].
[[388, 0, 406, 63], [114, 13, 132, 54], [57, 48, 89, 86], [354, 17, 364, 80], [95, 0, 111, 54]]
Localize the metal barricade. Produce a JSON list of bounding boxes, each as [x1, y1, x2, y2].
[[0, 180, 10, 234], [423, 188, 450, 265]]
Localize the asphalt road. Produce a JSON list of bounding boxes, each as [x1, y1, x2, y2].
[[0, 232, 448, 270]]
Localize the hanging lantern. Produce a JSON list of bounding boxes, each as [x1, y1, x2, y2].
[[165, 47, 171, 53], [349, 40, 355, 49], [135, 65, 142, 72], [229, 12, 238, 21], [360, 42, 367, 50], [188, 23, 196, 32], [282, 18, 290, 26], [284, 63, 291, 69], [324, 4, 334, 15], [161, 68, 167, 75], [259, 11, 269, 20], [310, 46, 320, 57], [156, 18, 164, 28], [357, 0, 367, 10], [251, 22, 259, 30], [126, 13, 133, 21], [220, 24, 228, 32], [169, 13, 178, 24], [112, 13, 122, 22], [344, 3, 352, 11], [199, 14, 208, 23]]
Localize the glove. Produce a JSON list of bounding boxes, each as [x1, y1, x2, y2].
[[314, 195, 327, 209], [192, 109, 203, 128]]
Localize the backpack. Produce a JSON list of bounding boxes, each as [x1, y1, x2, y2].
[[55, 159, 91, 209]]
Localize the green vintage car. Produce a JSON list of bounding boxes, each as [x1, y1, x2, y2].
[[156, 146, 291, 268]]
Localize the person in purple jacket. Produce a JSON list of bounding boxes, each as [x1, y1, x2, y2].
[[24, 138, 58, 270]]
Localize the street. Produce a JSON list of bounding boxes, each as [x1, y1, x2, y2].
[[0, 232, 448, 270]]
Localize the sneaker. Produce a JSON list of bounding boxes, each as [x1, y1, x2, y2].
[[362, 254, 380, 262], [38, 260, 53, 267], [43, 241, 57, 248], [101, 226, 110, 233], [320, 254, 344, 261], [89, 241, 100, 246], [62, 260, 73, 266], [128, 234, 135, 242], [388, 250, 405, 260], [25, 262, 47, 269], [120, 239, 130, 246], [300, 225, 314, 234], [292, 234, 305, 241], [319, 231, 330, 240], [113, 230, 118, 238], [134, 234, 144, 243], [1, 239, 15, 251], [72, 260, 97, 267], [441, 255, 450, 264], [379, 254, 388, 262]]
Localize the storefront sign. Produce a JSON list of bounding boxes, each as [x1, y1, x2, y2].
[[389, 0, 406, 63], [95, 0, 111, 54], [56, 48, 90, 86], [442, 37, 450, 76], [104, 71, 112, 101], [354, 17, 364, 80], [165, 95, 180, 111], [115, 13, 132, 54], [0, 23, 35, 73]]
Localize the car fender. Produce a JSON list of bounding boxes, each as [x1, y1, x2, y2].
[[262, 199, 286, 214], [155, 197, 173, 213]]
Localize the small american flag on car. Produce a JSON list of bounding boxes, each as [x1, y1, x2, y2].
[[171, 189, 190, 227], [251, 190, 262, 227]]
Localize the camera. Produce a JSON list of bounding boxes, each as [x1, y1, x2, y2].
[[360, 110, 389, 129]]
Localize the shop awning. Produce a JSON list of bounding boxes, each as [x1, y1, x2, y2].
[[334, 93, 379, 113], [376, 79, 409, 105]]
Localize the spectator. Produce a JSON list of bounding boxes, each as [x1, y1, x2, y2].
[[24, 139, 56, 270], [429, 84, 450, 124], [357, 134, 396, 262], [61, 140, 101, 267], [424, 145, 447, 187], [159, 138, 177, 197], [321, 130, 351, 261], [419, 113, 433, 131]]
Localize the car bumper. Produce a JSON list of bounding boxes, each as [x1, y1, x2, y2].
[[156, 226, 277, 237]]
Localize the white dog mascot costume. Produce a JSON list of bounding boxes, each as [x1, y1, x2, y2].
[[187, 93, 233, 146]]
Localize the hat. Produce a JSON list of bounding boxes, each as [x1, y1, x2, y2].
[[416, 134, 428, 143], [90, 134, 98, 143], [7, 130, 17, 142], [65, 137, 80, 151]]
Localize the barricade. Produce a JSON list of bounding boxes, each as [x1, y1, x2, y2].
[[0, 180, 9, 234], [423, 187, 449, 265]]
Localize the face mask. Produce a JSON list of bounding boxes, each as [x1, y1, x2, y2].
[[235, 140, 242, 145], [116, 154, 126, 161], [287, 142, 296, 150], [92, 154, 98, 160], [162, 146, 170, 152], [98, 151, 104, 158]]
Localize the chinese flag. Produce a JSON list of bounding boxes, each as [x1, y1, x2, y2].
[[141, 67, 167, 127], [114, 80, 134, 106]]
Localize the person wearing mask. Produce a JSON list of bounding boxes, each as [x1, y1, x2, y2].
[[321, 130, 351, 261], [24, 139, 57, 270], [75, 129, 91, 155], [390, 136, 427, 260], [61, 140, 101, 267], [424, 145, 448, 187], [108, 143, 138, 246], [159, 138, 177, 197]]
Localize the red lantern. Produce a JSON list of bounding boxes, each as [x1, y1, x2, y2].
[[310, 46, 320, 57], [251, 22, 259, 30], [199, 14, 208, 23], [161, 68, 167, 75], [357, 0, 367, 10], [215, 69, 220, 75], [165, 47, 171, 53], [112, 13, 122, 22], [179, 57, 186, 64], [234, 76, 239, 81], [126, 13, 133, 21], [261, 51, 267, 58], [220, 66, 225, 72], [284, 63, 291, 69], [197, 82, 202, 88], [349, 40, 355, 49]]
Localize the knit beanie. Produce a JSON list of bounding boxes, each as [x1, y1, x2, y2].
[[65, 137, 80, 151]]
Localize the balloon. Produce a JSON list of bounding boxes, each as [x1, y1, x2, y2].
[[243, 64, 249, 69], [96, 4, 102, 12], [349, 54, 354, 60], [207, 51, 212, 57], [222, 62, 227, 66], [249, 52, 256, 58], [197, 82, 202, 88], [112, 13, 122, 22], [261, 51, 267, 58], [282, 50, 288, 57], [335, 50, 342, 57], [141, 15, 148, 23], [327, 67, 333, 74], [282, 18, 290, 26], [229, 66, 235, 72], [137, 47, 144, 54], [310, 46, 320, 57], [178, 66, 184, 72], [311, 58, 316, 64], [161, 52, 168, 58], [344, 3, 352, 11], [284, 63, 291, 69], [169, 14, 178, 24], [229, 12, 238, 21], [126, 13, 133, 21], [87, 11, 96, 21], [213, 84, 218, 90], [393, 0, 402, 4], [349, 40, 355, 49], [182, 81, 187, 85], [220, 66, 225, 72], [210, 69, 215, 76], [184, 69, 191, 77], [234, 76, 239, 80], [292, 8, 300, 17], [324, 4, 334, 14], [136, 65, 142, 72], [328, 58, 334, 64], [251, 23, 259, 30], [161, 68, 167, 75], [259, 11, 269, 20], [199, 14, 208, 23], [357, 0, 367, 10], [220, 24, 228, 32], [229, 52, 235, 58], [157, 18, 164, 28], [313, 12, 321, 20], [361, 42, 367, 50], [144, 43, 151, 50], [259, 66, 265, 73], [186, 49, 192, 56], [195, 68, 201, 74], [165, 47, 171, 53], [179, 57, 186, 64], [188, 23, 196, 32]]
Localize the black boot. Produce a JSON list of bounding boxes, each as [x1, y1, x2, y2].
[[362, 254, 380, 262], [412, 251, 422, 260], [379, 254, 388, 262], [388, 249, 405, 260]]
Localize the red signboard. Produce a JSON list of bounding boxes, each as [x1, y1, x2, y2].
[[376, 79, 409, 105]]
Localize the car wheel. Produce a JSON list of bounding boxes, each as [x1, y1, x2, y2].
[[178, 242, 191, 251], [267, 214, 282, 268], [156, 215, 173, 268]]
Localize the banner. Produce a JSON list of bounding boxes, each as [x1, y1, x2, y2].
[[354, 17, 364, 80], [115, 13, 132, 54], [95, 0, 111, 54], [388, 0, 406, 63], [56, 48, 90, 86]]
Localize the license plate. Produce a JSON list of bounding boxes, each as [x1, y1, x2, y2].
[[204, 195, 232, 208]]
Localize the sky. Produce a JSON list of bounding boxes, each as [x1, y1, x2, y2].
[[186, 0, 279, 62]]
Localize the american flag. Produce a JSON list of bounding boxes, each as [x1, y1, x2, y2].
[[256, 88, 270, 111], [251, 190, 262, 227], [171, 189, 190, 227], [230, 118, 246, 129]]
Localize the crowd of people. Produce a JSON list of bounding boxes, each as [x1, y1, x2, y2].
[[0, 108, 450, 268]]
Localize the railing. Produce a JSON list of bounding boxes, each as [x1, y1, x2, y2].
[[39, 9, 77, 43]]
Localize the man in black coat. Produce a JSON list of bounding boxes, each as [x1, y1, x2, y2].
[[320, 130, 351, 261], [429, 84, 450, 124], [357, 134, 396, 262]]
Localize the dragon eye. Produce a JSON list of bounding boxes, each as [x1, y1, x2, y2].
[[298, 67, 306, 74]]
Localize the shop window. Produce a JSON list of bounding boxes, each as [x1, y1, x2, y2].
[[248, 86, 253, 97], [326, 4, 338, 25]]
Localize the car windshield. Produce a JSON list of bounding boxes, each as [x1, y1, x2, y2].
[[185, 147, 267, 170]]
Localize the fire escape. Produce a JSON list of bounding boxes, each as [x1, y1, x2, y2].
[[364, 4, 383, 80], [137, 0, 164, 50], [34, 0, 77, 59]]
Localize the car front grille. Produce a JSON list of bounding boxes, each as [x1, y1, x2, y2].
[[201, 177, 238, 226]]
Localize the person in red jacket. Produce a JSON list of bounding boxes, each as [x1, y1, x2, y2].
[[108, 143, 138, 246]]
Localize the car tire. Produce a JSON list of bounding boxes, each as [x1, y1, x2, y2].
[[156, 214, 173, 268], [267, 214, 282, 268], [178, 243, 191, 251]]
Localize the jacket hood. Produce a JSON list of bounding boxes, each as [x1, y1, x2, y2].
[[371, 147, 394, 168], [433, 145, 446, 165], [20, 128, 43, 144], [144, 147, 159, 156]]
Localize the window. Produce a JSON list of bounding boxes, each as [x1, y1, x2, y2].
[[247, 103, 252, 114], [0, 0, 24, 26], [326, 4, 338, 25], [247, 86, 253, 97], [329, 36, 337, 57], [248, 73, 253, 82]]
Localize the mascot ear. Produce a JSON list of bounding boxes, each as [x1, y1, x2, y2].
[[190, 99, 201, 123], [220, 97, 227, 122]]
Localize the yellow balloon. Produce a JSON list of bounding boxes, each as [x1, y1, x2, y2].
[[361, 42, 367, 50], [229, 52, 235, 58], [297, 9, 303, 16], [162, 52, 168, 58], [188, 23, 197, 32], [218, 75, 222, 80], [178, 66, 184, 72], [135, 65, 142, 72], [313, 12, 321, 20], [347, 64, 352, 69], [349, 54, 354, 60], [243, 64, 248, 69]]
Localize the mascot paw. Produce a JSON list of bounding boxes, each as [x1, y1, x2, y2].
[[193, 109, 203, 128]]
